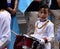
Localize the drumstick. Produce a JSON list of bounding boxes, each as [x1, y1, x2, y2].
[[11, 30, 23, 36], [11, 30, 18, 35]]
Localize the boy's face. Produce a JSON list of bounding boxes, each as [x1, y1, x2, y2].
[[38, 8, 49, 19]]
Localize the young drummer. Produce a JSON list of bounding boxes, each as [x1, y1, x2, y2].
[[30, 4, 54, 49]]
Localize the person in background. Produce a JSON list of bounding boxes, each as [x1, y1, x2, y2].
[[26, 0, 42, 11], [25, 0, 52, 35], [25, 0, 43, 35], [50, 0, 60, 9], [30, 4, 54, 49], [7, 0, 20, 49], [0, 0, 11, 49]]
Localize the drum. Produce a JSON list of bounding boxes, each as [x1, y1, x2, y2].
[[14, 34, 35, 49], [23, 34, 44, 49], [22, 34, 35, 49], [14, 34, 25, 49], [14, 34, 44, 49]]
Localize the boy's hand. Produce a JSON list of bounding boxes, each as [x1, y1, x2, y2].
[[43, 38, 48, 43]]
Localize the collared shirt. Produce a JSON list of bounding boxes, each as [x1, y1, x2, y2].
[[31, 19, 54, 41]]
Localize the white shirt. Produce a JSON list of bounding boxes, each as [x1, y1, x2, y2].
[[31, 19, 54, 41], [0, 10, 11, 43]]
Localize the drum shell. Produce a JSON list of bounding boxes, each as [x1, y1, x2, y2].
[[23, 37, 34, 48], [14, 35, 24, 49]]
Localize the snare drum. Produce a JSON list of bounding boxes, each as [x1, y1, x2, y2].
[[14, 34, 39, 49], [23, 34, 34, 49], [14, 34, 25, 49]]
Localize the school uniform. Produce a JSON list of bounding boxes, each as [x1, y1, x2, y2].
[[31, 19, 54, 49], [0, 10, 11, 49]]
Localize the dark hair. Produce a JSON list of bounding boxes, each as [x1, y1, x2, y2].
[[0, 0, 7, 10], [39, 3, 49, 11]]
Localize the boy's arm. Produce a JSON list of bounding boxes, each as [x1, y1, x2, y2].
[[43, 23, 54, 43], [0, 13, 11, 48]]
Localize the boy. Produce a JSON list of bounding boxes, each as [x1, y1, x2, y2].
[[30, 4, 54, 49], [0, 0, 11, 49]]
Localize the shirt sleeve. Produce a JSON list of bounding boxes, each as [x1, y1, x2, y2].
[[0, 13, 11, 43], [47, 23, 54, 41]]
